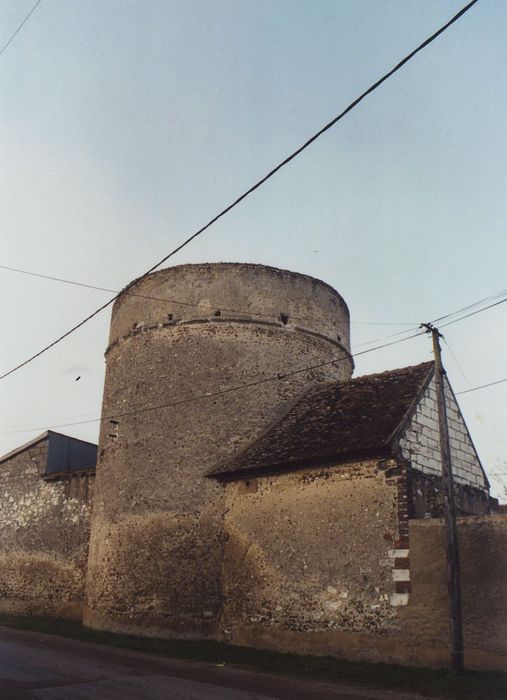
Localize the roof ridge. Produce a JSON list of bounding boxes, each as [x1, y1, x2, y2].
[[302, 360, 435, 396], [350, 360, 434, 383]]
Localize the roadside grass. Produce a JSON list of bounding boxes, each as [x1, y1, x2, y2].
[[0, 613, 505, 700]]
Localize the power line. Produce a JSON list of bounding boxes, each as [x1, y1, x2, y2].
[[0, 264, 415, 327], [3, 262, 504, 356], [439, 297, 507, 330], [0, 328, 426, 434], [5, 262, 506, 336], [3, 282, 505, 433], [2, 279, 504, 434], [443, 337, 507, 460], [353, 325, 420, 349], [443, 338, 472, 388], [355, 288, 507, 350], [0, 0, 480, 382], [0, 0, 43, 57], [431, 287, 507, 325], [456, 377, 507, 396]]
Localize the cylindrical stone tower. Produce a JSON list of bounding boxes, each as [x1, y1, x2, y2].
[[84, 263, 352, 638]]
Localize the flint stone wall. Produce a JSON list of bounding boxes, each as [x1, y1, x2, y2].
[[220, 460, 406, 654], [220, 467, 506, 671], [0, 439, 94, 619], [85, 263, 353, 637]]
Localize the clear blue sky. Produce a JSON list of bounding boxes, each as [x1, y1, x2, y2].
[[1, 0, 506, 499]]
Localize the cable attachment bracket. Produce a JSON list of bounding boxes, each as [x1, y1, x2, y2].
[[420, 322, 443, 338]]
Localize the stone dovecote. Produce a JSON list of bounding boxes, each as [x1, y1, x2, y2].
[[1, 263, 504, 671], [84, 263, 353, 638]]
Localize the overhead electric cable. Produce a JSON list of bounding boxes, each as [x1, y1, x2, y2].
[[354, 288, 507, 350], [431, 287, 507, 325], [4, 263, 505, 342], [443, 338, 472, 388], [0, 328, 426, 434], [2, 282, 505, 433], [438, 297, 507, 330], [0, 0, 43, 57], [0, 0, 479, 382], [1, 280, 504, 434], [0, 264, 415, 327], [456, 377, 507, 395], [353, 325, 420, 349]]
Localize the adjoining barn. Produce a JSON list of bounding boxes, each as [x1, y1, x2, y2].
[[209, 362, 502, 668]]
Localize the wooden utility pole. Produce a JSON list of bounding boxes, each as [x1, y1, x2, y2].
[[421, 323, 464, 674]]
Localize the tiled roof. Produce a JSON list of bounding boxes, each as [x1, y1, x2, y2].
[[209, 362, 434, 481]]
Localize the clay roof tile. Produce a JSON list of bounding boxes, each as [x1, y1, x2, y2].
[[208, 361, 434, 481]]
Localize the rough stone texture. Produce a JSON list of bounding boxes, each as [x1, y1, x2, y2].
[[409, 470, 492, 518], [109, 262, 351, 350], [399, 377, 487, 490], [397, 515, 507, 670], [1, 261, 502, 672], [219, 467, 507, 671], [0, 439, 94, 619], [220, 461, 403, 647], [85, 263, 352, 637]]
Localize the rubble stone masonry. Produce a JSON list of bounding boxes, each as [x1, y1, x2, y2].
[[0, 440, 94, 619], [220, 464, 507, 671], [84, 263, 353, 638], [220, 460, 407, 657]]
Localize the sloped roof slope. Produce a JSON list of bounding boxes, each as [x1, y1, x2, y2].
[[0, 431, 50, 465], [209, 361, 434, 481], [0, 430, 97, 471]]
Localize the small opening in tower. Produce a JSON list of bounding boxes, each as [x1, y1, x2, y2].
[[337, 333, 342, 343], [280, 313, 289, 325], [167, 314, 173, 321], [214, 310, 221, 317]]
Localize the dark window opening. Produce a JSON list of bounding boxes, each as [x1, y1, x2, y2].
[[280, 313, 289, 325]]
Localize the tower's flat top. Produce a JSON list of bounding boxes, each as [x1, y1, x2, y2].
[[123, 262, 349, 315]]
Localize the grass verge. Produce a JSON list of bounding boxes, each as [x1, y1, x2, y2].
[[0, 613, 505, 700]]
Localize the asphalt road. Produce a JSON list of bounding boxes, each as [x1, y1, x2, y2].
[[0, 626, 424, 700]]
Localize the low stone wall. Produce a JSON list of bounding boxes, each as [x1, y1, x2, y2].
[[0, 442, 94, 619], [220, 463, 506, 671], [397, 514, 507, 671], [409, 470, 492, 518]]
